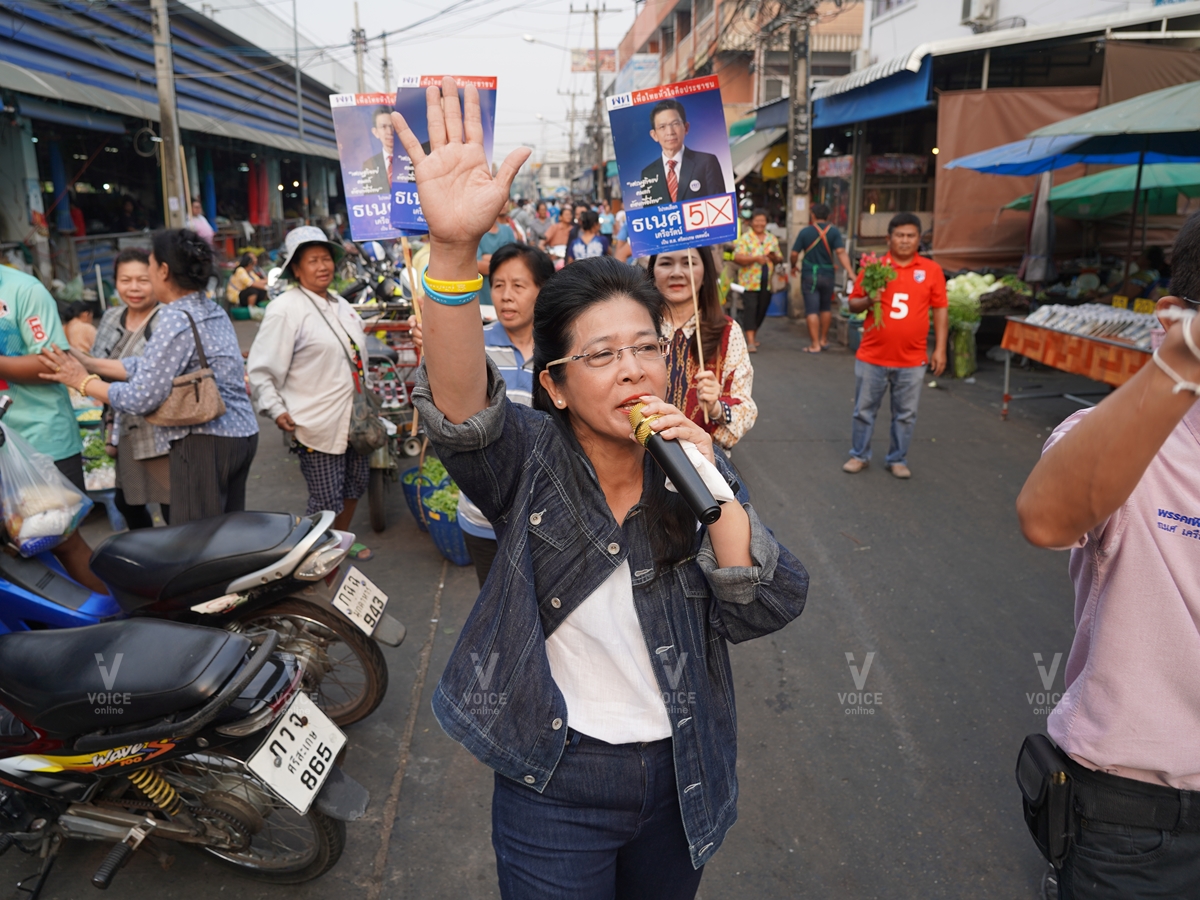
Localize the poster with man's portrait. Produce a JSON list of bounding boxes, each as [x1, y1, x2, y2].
[[390, 76, 497, 233], [607, 76, 736, 257], [330, 93, 403, 241]]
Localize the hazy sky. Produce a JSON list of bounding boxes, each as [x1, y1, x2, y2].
[[293, 0, 635, 162]]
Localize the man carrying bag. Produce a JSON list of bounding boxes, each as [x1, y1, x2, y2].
[[1015, 212, 1200, 898]]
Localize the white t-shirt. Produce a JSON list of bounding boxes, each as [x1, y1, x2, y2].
[[545, 561, 672, 744]]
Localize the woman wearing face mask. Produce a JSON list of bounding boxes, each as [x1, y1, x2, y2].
[[39, 229, 259, 525], [91, 248, 168, 528], [649, 248, 757, 451], [394, 78, 808, 900]]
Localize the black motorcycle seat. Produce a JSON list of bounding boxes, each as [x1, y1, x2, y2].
[[91, 512, 313, 613], [0, 620, 250, 738]]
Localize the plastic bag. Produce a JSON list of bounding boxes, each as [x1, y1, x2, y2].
[[0, 423, 93, 557]]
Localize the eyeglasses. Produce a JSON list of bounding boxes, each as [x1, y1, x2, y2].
[[545, 340, 668, 370], [654, 119, 686, 132]]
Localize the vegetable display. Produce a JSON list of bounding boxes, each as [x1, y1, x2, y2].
[[423, 485, 461, 517], [403, 457, 447, 486], [858, 253, 897, 331]]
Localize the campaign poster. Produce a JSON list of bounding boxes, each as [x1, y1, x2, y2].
[[390, 76, 497, 233], [330, 93, 403, 242], [606, 76, 736, 257]]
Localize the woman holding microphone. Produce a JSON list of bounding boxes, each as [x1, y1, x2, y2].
[[397, 79, 808, 899]]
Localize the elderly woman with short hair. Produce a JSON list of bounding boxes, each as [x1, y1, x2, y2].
[[246, 226, 374, 560]]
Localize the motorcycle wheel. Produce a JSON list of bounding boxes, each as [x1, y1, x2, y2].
[[368, 468, 387, 533], [157, 752, 345, 884], [234, 600, 388, 726]]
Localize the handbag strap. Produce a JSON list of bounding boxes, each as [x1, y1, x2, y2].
[[298, 287, 365, 393], [177, 309, 211, 370]]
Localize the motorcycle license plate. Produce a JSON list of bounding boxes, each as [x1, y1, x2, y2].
[[332, 566, 388, 636], [246, 693, 346, 815]]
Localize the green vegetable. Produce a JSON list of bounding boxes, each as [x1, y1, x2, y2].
[[403, 457, 448, 485], [423, 485, 460, 517], [80, 429, 114, 474]]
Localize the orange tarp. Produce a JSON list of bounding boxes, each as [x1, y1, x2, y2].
[[1001, 319, 1149, 388]]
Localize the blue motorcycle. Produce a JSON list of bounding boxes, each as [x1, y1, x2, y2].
[[0, 400, 404, 728]]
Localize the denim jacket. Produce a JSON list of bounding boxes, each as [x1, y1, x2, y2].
[[412, 361, 808, 869]]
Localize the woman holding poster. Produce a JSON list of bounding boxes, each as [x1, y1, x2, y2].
[[395, 78, 807, 899], [650, 248, 757, 450]]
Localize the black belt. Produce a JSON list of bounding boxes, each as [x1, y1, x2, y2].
[[1065, 755, 1200, 832]]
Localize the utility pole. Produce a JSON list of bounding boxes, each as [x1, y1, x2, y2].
[[558, 89, 586, 185], [293, 0, 308, 220], [353, 3, 366, 94], [786, 10, 812, 318], [381, 32, 392, 95], [150, 0, 185, 228], [570, 4, 618, 200]]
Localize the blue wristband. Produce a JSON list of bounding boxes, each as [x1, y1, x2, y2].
[[422, 271, 480, 306]]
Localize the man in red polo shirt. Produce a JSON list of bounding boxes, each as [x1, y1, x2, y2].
[[842, 212, 947, 479]]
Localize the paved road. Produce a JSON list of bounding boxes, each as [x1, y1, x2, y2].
[[0, 316, 1095, 899]]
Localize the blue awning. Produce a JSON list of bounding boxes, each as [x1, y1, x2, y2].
[[943, 133, 1200, 175], [16, 95, 125, 134], [813, 56, 933, 130]]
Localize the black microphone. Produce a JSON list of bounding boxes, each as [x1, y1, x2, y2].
[[628, 403, 721, 525]]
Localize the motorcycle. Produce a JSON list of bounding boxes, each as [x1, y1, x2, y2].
[[0, 400, 404, 728], [0, 618, 368, 896]]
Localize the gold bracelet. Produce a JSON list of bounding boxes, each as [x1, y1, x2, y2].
[[423, 273, 484, 294], [77, 374, 100, 398]]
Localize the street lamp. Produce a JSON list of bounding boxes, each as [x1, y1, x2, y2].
[[522, 34, 570, 52]]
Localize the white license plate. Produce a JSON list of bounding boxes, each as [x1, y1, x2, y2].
[[246, 693, 346, 815], [332, 566, 388, 636]]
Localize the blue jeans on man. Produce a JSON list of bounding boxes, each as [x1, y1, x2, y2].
[[850, 359, 926, 467]]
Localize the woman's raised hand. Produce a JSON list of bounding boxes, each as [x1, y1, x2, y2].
[[391, 78, 530, 250]]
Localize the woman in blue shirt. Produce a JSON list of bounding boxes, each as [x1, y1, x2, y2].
[[40, 230, 259, 524], [395, 79, 808, 900]]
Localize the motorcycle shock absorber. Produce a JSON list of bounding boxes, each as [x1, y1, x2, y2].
[[127, 768, 182, 816]]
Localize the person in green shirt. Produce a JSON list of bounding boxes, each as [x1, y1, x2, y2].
[[0, 266, 104, 592]]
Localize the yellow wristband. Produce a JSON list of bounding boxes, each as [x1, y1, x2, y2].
[[422, 274, 484, 294], [77, 374, 100, 398]]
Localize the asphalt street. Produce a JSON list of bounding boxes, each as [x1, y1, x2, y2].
[[0, 316, 1097, 899]]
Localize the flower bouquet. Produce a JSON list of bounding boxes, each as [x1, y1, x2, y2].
[[859, 253, 897, 331]]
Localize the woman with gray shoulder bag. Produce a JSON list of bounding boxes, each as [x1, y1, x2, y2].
[[39, 229, 259, 525], [247, 226, 382, 561]]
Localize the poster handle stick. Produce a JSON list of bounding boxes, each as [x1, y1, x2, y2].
[[400, 236, 423, 326], [688, 251, 709, 424], [400, 235, 422, 439]]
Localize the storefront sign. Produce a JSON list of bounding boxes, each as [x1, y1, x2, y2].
[[817, 155, 853, 180], [864, 155, 928, 176]]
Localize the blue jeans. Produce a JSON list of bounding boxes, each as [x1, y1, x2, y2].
[[492, 731, 704, 900], [850, 359, 926, 466]]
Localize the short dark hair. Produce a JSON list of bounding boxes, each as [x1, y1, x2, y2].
[[812, 203, 831, 220], [238, 252, 257, 269], [579, 209, 599, 231], [887, 212, 922, 234], [750, 208, 768, 222], [1169, 212, 1200, 302], [650, 99, 687, 129], [489, 242, 555, 287], [372, 106, 391, 124], [536, 201, 547, 211], [113, 247, 149, 279], [150, 228, 212, 292]]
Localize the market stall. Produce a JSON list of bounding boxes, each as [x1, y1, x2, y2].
[[999, 304, 1153, 419]]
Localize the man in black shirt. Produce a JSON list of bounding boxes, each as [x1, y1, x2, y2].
[[791, 204, 856, 353]]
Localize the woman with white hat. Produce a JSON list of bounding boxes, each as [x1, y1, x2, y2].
[[247, 226, 375, 560]]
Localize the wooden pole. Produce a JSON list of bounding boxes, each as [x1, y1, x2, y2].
[[688, 251, 708, 424], [400, 235, 422, 438]]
